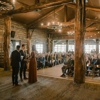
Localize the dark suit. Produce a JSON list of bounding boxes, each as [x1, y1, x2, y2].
[[11, 50, 21, 85], [20, 50, 27, 79]]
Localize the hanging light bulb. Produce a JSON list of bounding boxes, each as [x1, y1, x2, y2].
[[13, 0, 16, 4], [41, 23, 44, 26], [52, 21, 55, 24], [57, 22, 60, 25], [47, 22, 50, 26], [58, 29, 62, 32]]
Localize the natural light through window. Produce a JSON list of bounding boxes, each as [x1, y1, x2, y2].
[[68, 45, 75, 51], [54, 44, 66, 52], [85, 45, 96, 53], [36, 44, 43, 53]]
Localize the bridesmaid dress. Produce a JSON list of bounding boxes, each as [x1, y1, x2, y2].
[[28, 51, 37, 83]]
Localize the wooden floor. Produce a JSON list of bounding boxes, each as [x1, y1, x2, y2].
[[1, 67, 100, 100], [37, 64, 100, 84]]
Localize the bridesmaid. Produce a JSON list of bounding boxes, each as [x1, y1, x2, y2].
[[28, 46, 37, 83]]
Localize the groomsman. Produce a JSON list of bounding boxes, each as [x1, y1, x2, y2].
[[20, 44, 28, 81], [11, 45, 21, 86]]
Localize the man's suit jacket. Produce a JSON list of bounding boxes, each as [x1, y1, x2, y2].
[[20, 50, 27, 67], [11, 50, 21, 67]]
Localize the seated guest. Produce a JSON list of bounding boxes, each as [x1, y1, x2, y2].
[[68, 55, 74, 76], [38, 54, 44, 68], [45, 53, 49, 67], [95, 55, 100, 76], [41, 54, 45, 68], [50, 53, 55, 66], [85, 56, 91, 75], [60, 55, 72, 77]]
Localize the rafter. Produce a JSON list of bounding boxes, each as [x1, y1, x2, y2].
[[7, 0, 72, 15], [28, 6, 64, 28], [67, 3, 100, 12], [16, 0, 29, 7], [86, 22, 95, 28]]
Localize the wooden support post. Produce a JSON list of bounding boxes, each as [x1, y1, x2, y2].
[[35, 0, 39, 4], [96, 39, 99, 54], [47, 33, 51, 53], [4, 16, 11, 71], [74, 0, 86, 83], [64, 5, 67, 22], [27, 30, 33, 55], [66, 40, 68, 52]]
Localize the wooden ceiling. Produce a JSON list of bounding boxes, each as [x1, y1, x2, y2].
[[2, 0, 100, 39]]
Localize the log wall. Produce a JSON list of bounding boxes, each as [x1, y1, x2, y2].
[[31, 29, 47, 53], [0, 19, 48, 67]]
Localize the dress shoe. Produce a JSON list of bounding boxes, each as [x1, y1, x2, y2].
[[60, 74, 66, 77], [24, 77, 28, 79], [15, 84, 21, 86], [20, 79, 23, 82]]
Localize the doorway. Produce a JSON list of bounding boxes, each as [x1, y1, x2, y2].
[[10, 40, 21, 56]]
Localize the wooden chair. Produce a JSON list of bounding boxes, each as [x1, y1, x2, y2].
[[88, 65, 100, 78]]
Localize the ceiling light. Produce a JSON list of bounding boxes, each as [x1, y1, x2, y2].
[[96, 28, 98, 30], [59, 23, 62, 26], [47, 22, 50, 26], [58, 29, 62, 32], [13, 0, 16, 4], [41, 23, 44, 26], [0, 0, 14, 12], [52, 21, 55, 24]]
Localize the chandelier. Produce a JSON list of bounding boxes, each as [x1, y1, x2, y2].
[[41, 7, 62, 32], [0, 0, 14, 13]]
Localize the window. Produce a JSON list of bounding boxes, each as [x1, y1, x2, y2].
[[54, 44, 66, 52], [68, 45, 75, 51], [99, 45, 100, 53], [36, 44, 43, 53], [15, 42, 20, 46], [85, 45, 96, 53]]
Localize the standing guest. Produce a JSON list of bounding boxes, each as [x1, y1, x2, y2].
[[28, 45, 37, 83], [45, 53, 49, 67], [11, 45, 21, 86], [20, 44, 28, 81]]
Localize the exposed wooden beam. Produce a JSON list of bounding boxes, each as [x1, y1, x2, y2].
[[87, 6, 100, 12], [86, 22, 95, 28], [67, 3, 100, 12], [86, 18, 100, 23], [28, 6, 64, 28], [7, 0, 72, 15], [53, 33, 100, 40], [16, 0, 29, 7], [64, 5, 68, 22], [35, 0, 39, 4]]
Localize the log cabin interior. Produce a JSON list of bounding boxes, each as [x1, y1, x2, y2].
[[1, 0, 100, 99]]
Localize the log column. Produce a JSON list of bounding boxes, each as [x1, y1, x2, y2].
[[35, 0, 39, 4], [4, 16, 11, 71], [27, 30, 33, 55], [74, 0, 86, 83], [96, 39, 99, 54], [64, 5, 68, 22], [66, 40, 68, 52], [47, 33, 51, 53]]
